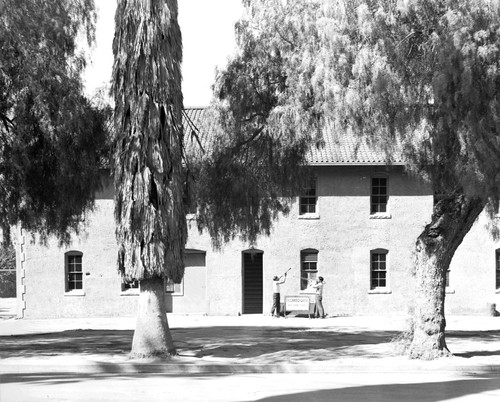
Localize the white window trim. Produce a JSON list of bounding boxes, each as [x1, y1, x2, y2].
[[298, 212, 320, 220], [64, 290, 86, 296], [369, 213, 392, 219], [368, 289, 392, 294]]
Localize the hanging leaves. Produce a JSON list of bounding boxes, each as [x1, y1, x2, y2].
[[0, 0, 110, 244], [112, 0, 186, 282]]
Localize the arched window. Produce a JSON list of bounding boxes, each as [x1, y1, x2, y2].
[[370, 249, 388, 289], [301, 249, 318, 290], [65, 251, 83, 292]]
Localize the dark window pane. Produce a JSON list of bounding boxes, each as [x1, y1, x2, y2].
[[300, 179, 317, 215], [303, 252, 318, 263], [496, 251, 500, 289], [371, 178, 388, 214], [371, 252, 387, 289]]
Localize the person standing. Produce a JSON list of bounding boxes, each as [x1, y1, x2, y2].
[[270, 273, 287, 317], [312, 276, 325, 318]]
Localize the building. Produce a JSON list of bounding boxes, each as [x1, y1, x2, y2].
[[14, 108, 500, 318]]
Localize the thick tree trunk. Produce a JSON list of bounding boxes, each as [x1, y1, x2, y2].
[[130, 276, 176, 358], [409, 193, 484, 360]]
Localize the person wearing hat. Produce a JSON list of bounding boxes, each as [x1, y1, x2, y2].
[[270, 273, 287, 317], [312, 276, 325, 318]]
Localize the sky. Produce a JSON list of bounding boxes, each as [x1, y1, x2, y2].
[[83, 0, 244, 106]]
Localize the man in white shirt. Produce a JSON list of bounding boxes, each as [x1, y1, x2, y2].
[[270, 273, 287, 317], [312, 276, 325, 318]]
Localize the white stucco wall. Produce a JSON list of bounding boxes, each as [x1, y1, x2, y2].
[[16, 166, 500, 318]]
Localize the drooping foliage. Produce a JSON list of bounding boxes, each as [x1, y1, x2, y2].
[[309, 0, 500, 359], [200, 0, 500, 358], [196, 0, 500, 247], [205, 0, 500, 212], [0, 0, 110, 244], [193, 0, 324, 248], [314, 0, 500, 202], [112, 0, 186, 282]]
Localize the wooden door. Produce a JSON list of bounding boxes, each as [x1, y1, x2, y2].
[[243, 251, 263, 314]]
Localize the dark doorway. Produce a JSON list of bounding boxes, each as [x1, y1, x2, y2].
[[243, 251, 263, 314]]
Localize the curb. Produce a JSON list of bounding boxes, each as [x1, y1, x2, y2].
[[2, 359, 500, 376]]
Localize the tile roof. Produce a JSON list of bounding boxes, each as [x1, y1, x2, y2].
[[182, 107, 402, 166]]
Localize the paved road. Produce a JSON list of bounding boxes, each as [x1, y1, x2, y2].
[[1, 298, 500, 401], [1, 372, 499, 401]]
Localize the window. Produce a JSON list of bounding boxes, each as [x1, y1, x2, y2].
[[165, 277, 183, 295], [371, 177, 388, 214], [301, 249, 318, 290], [496, 250, 500, 290], [122, 279, 139, 292], [65, 252, 83, 292], [445, 269, 450, 288], [182, 167, 197, 215], [370, 249, 387, 289], [300, 178, 317, 215]]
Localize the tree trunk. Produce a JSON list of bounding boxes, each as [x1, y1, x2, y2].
[[409, 193, 484, 360], [130, 276, 176, 358]]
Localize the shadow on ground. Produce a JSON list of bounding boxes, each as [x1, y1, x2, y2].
[[0, 371, 224, 385], [253, 377, 500, 402], [1, 326, 500, 362], [0, 326, 398, 362]]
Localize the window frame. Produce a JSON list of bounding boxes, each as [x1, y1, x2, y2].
[[370, 249, 388, 290], [64, 251, 84, 295], [299, 177, 318, 217], [165, 277, 184, 296], [496, 250, 500, 291], [370, 175, 389, 216], [121, 279, 140, 295], [182, 167, 197, 217], [300, 249, 318, 291]]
